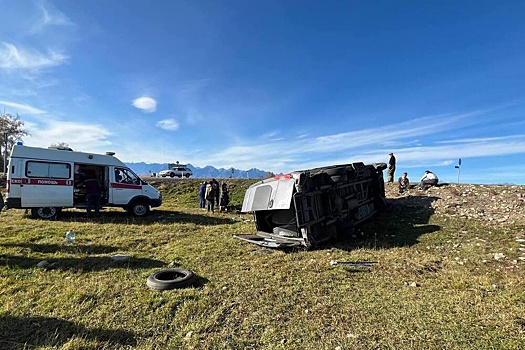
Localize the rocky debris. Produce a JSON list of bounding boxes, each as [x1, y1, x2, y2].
[[518, 238, 525, 261], [385, 183, 525, 227], [110, 254, 131, 262], [494, 253, 506, 260], [36, 260, 59, 270]]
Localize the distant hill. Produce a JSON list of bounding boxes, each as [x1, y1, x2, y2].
[[125, 162, 270, 179]]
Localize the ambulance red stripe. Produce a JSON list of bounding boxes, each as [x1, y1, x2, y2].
[[10, 178, 73, 186]]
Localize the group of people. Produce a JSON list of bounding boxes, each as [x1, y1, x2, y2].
[[387, 152, 439, 193], [199, 179, 229, 213]]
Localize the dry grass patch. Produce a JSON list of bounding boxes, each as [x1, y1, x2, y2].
[[1, 182, 524, 349]]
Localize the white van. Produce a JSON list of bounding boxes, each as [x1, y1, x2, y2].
[[4, 144, 162, 219]]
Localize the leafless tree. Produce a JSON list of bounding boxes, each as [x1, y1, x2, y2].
[[1, 113, 29, 173]]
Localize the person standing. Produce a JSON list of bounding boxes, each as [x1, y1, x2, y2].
[[198, 181, 206, 209], [212, 178, 220, 207], [205, 181, 215, 213], [387, 152, 396, 183], [84, 172, 102, 218], [220, 182, 230, 212]]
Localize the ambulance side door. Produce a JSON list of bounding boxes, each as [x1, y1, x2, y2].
[[21, 161, 74, 207], [109, 167, 142, 206]]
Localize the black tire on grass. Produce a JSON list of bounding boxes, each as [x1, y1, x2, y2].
[[146, 268, 196, 291]]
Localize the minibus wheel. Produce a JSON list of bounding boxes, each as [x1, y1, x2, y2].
[[31, 207, 60, 220], [130, 201, 150, 216]]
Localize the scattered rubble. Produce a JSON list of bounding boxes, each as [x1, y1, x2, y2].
[[385, 183, 525, 227]]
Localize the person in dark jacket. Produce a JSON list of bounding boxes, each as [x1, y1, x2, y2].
[[198, 181, 206, 209], [387, 152, 396, 183], [212, 179, 220, 207], [84, 172, 102, 218], [219, 182, 230, 212]]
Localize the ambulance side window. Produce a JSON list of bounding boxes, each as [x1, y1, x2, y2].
[[115, 168, 140, 185], [26, 161, 71, 179]]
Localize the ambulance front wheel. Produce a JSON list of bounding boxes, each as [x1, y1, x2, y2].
[[31, 207, 61, 220], [129, 202, 150, 217]]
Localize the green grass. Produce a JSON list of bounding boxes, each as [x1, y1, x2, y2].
[[1, 180, 524, 349]]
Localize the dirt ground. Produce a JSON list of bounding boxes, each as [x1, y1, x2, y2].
[[384, 182, 525, 227]]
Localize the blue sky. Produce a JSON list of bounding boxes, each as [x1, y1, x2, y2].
[[1, 1, 525, 184]]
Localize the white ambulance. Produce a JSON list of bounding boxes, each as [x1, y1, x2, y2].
[[4, 144, 162, 219]]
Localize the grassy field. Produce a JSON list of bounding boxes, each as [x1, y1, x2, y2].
[[0, 179, 524, 349]]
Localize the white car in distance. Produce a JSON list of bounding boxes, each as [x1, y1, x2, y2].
[[159, 165, 193, 178]]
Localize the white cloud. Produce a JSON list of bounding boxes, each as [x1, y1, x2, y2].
[[0, 100, 46, 115], [156, 119, 180, 131], [261, 130, 280, 139], [188, 113, 525, 173], [132, 96, 157, 113], [297, 132, 309, 139], [39, 3, 74, 27], [0, 42, 68, 70], [25, 121, 113, 151], [28, 2, 74, 33]]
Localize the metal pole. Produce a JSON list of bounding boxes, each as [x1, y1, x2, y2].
[[2, 131, 7, 175], [455, 158, 462, 184]]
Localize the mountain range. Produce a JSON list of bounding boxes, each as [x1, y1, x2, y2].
[[125, 162, 271, 179]]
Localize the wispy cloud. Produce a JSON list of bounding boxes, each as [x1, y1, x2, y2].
[[296, 132, 309, 139], [260, 130, 281, 140], [184, 108, 204, 125], [436, 135, 522, 144], [157, 119, 180, 131], [0, 100, 46, 115], [188, 112, 525, 173], [0, 42, 68, 70], [299, 112, 475, 154], [25, 121, 113, 151], [38, 2, 74, 28], [177, 79, 210, 95], [27, 1, 74, 34], [132, 96, 157, 113]]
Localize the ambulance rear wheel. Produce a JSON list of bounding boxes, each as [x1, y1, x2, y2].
[[31, 207, 60, 220], [130, 202, 150, 217]]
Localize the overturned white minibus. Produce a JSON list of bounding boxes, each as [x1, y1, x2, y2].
[[234, 162, 387, 248], [5, 144, 162, 219]]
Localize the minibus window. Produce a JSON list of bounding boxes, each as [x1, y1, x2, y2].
[[26, 161, 71, 179]]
